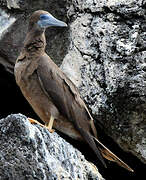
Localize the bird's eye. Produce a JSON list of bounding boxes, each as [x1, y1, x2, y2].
[[40, 14, 49, 20]]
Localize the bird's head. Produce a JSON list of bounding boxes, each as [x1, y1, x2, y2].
[[28, 10, 67, 31]]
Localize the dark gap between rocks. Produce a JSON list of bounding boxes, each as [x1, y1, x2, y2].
[[0, 64, 38, 119], [0, 64, 144, 180]]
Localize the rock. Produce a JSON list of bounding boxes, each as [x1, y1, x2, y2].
[[0, 8, 16, 72], [61, 0, 146, 164], [0, 114, 104, 180], [0, 0, 145, 166], [0, 8, 16, 38], [6, 0, 20, 9]]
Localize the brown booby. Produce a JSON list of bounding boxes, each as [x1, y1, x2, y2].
[[14, 10, 133, 172]]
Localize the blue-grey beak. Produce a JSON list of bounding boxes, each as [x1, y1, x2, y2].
[[38, 14, 67, 28]]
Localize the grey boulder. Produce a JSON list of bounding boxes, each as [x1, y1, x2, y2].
[[0, 114, 104, 180]]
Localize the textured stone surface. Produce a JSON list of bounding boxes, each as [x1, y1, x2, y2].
[[0, 0, 145, 166], [0, 114, 104, 180], [61, 0, 146, 163], [0, 8, 16, 38], [6, 0, 20, 9]]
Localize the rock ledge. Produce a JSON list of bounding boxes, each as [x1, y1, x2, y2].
[[0, 114, 104, 180]]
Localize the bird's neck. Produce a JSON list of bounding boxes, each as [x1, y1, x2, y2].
[[24, 29, 46, 56]]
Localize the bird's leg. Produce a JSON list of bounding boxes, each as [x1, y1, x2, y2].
[[28, 117, 55, 133], [45, 115, 55, 133]]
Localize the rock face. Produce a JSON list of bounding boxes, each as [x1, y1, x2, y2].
[[0, 114, 104, 180], [61, 0, 146, 164], [0, 0, 145, 167]]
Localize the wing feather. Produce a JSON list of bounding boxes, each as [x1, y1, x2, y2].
[[37, 54, 93, 132]]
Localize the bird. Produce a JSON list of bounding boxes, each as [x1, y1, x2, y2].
[[14, 10, 133, 172]]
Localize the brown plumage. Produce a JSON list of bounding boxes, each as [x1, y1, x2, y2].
[[14, 10, 133, 172]]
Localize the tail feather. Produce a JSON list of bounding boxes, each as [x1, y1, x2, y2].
[[76, 126, 107, 168], [93, 136, 134, 172]]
